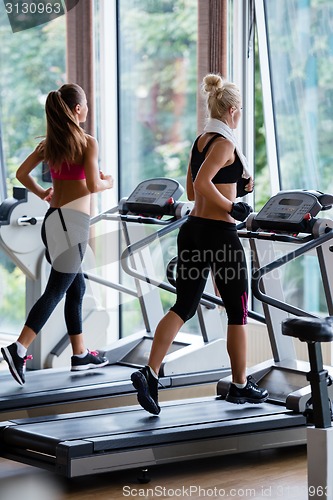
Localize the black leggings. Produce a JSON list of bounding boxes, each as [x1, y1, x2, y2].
[[170, 216, 248, 325], [25, 207, 90, 335]]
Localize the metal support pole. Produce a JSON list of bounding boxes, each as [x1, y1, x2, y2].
[[306, 342, 331, 429]]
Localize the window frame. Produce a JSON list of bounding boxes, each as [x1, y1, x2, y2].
[[93, 0, 120, 343], [254, 0, 282, 195]]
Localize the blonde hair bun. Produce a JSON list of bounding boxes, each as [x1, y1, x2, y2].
[[202, 73, 241, 120], [202, 73, 224, 95]]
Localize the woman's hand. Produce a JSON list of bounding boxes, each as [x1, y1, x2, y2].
[[229, 201, 253, 221], [99, 170, 114, 189], [41, 187, 53, 203], [245, 176, 254, 192], [236, 176, 254, 198]]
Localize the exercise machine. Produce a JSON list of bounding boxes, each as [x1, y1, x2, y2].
[[1, 189, 332, 478], [218, 189, 333, 411], [0, 178, 230, 419]]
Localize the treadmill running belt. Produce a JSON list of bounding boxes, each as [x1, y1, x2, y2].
[[1, 397, 306, 453]]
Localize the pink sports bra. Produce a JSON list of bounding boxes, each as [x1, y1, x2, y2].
[[50, 162, 86, 180]]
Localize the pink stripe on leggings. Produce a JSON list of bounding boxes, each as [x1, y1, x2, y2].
[[241, 291, 248, 325]]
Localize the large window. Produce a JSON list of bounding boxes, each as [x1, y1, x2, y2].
[[257, 0, 333, 317], [117, 0, 198, 336], [265, 0, 333, 193], [118, 0, 198, 196], [0, 5, 66, 334]]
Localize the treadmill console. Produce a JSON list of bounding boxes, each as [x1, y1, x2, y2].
[[252, 190, 333, 233], [122, 178, 184, 215]]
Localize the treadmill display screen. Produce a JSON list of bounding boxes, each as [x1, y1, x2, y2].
[[124, 178, 184, 215], [278, 199, 303, 207], [146, 184, 166, 191], [252, 190, 323, 233]]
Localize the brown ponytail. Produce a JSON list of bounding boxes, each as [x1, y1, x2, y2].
[[43, 83, 87, 169]]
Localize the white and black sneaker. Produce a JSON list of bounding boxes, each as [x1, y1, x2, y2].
[[225, 375, 269, 404], [71, 350, 109, 371], [1, 343, 32, 386], [131, 365, 160, 415]]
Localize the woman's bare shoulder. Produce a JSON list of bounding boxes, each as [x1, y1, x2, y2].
[[207, 136, 234, 159], [214, 135, 234, 149], [35, 139, 46, 160], [84, 134, 98, 147]]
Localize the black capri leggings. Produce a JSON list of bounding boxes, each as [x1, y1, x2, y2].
[[25, 207, 90, 336], [170, 216, 248, 325]]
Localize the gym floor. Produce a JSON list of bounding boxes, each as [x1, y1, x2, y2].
[[0, 445, 308, 500]]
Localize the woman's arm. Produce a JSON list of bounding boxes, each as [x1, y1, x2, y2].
[[84, 136, 113, 193], [16, 145, 53, 201], [186, 161, 194, 201], [193, 139, 234, 212]]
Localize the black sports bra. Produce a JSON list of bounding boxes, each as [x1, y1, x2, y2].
[[190, 133, 243, 184]]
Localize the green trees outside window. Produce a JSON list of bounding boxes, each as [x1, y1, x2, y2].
[[117, 0, 198, 336], [118, 0, 198, 197], [0, 10, 66, 332]]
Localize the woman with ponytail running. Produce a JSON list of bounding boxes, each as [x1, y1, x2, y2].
[[1, 83, 113, 385]]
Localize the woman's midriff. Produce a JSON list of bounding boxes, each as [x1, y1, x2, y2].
[[50, 179, 92, 214], [190, 183, 236, 222]]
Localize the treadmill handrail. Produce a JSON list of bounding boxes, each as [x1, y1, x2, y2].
[[90, 207, 214, 307], [121, 218, 266, 322], [252, 228, 333, 318], [84, 272, 138, 297], [238, 229, 314, 244], [94, 213, 176, 225], [120, 216, 215, 309], [90, 206, 120, 225]]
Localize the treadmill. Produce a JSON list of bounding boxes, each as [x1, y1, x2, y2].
[[0, 399, 305, 477], [0, 178, 231, 420], [218, 189, 333, 413], [1, 189, 332, 478]]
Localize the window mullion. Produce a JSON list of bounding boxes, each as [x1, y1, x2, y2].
[[254, 0, 281, 195]]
